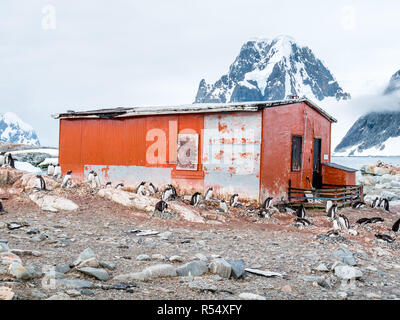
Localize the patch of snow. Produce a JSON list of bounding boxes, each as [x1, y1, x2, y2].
[[14, 161, 42, 174]]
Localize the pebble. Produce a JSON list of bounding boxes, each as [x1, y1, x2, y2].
[[78, 267, 110, 281], [333, 248, 357, 266], [169, 255, 184, 262], [227, 259, 245, 279], [143, 264, 177, 278], [66, 289, 81, 297], [176, 261, 208, 277], [334, 265, 363, 280], [46, 293, 71, 300], [281, 285, 292, 293], [238, 292, 266, 300], [137, 254, 151, 261], [209, 258, 232, 278]]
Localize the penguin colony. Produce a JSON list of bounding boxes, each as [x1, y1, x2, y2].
[[2, 159, 399, 242]]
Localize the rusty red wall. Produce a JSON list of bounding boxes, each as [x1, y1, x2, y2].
[[59, 114, 204, 186], [260, 102, 332, 201], [322, 165, 356, 186]]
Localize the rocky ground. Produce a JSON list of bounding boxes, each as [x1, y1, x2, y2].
[[1, 168, 400, 300]]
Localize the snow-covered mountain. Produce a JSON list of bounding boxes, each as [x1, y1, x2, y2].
[[384, 69, 400, 95], [334, 111, 400, 156], [334, 69, 400, 156], [194, 35, 350, 103], [0, 112, 40, 146]]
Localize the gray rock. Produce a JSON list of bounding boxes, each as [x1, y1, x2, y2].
[[99, 261, 116, 270], [0, 243, 9, 253], [46, 292, 71, 300], [193, 253, 208, 262], [169, 255, 184, 262], [189, 281, 218, 292], [114, 271, 149, 282], [227, 259, 245, 279], [176, 261, 208, 277], [143, 264, 177, 278], [137, 254, 151, 261], [57, 279, 94, 289], [11, 249, 42, 257], [315, 263, 329, 272], [334, 265, 363, 280], [8, 262, 34, 280], [73, 248, 96, 266], [66, 289, 81, 297], [209, 258, 231, 278], [31, 289, 47, 299], [333, 248, 357, 266], [80, 289, 95, 296], [238, 292, 266, 300], [78, 267, 110, 281], [55, 264, 71, 274], [158, 231, 172, 240]]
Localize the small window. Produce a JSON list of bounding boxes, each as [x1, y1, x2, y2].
[[291, 135, 302, 172]]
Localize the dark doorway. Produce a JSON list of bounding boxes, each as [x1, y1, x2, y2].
[[312, 138, 322, 188]]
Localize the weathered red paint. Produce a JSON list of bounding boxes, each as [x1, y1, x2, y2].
[[322, 164, 356, 186], [260, 102, 332, 200], [58, 101, 344, 202]]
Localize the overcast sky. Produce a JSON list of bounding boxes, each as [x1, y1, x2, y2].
[[0, 0, 399, 147]]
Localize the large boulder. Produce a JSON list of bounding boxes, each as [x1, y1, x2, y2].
[[29, 193, 78, 211], [0, 168, 23, 187], [19, 173, 58, 191]]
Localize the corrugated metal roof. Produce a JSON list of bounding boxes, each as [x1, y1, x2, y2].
[[51, 98, 337, 123], [322, 162, 358, 172]]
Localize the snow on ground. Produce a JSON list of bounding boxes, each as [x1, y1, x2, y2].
[[14, 161, 43, 174], [10, 148, 59, 157]]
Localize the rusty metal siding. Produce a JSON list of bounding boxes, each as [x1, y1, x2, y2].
[[260, 102, 332, 201], [203, 112, 262, 200]]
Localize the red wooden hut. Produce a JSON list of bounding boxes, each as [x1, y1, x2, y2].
[[52, 98, 358, 203]]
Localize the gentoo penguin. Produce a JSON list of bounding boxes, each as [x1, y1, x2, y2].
[[262, 197, 273, 209], [61, 170, 72, 188], [325, 200, 333, 213], [6, 153, 15, 168], [372, 197, 379, 208], [216, 200, 229, 213], [94, 173, 101, 189], [136, 182, 146, 195], [36, 175, 46, 190], [162, 184, 177, 201], [352, 201, 366, 209], [204, 187, 213, 201], [337, 214, 350, 230], [375, 234, 395, 243], [115, 183, 124, 190], [295, 217, 311, 226], [54, 165, 62, 178], [0, 200, 7, 214], [190, 192, 201, 206], [258, 208, 271, 218], [356, 217, 371, 225], [47, 164, 55, 176], [327, 203, 338, 219], [148, 182, 157, 195], [105, 182, 112, 188], [370, 217, 384, 224], [296, 204, 306, 218], [230, 194, 239, 207], [155, 200, 168, 213], [392, 218, 400, 232], [381, 198, 390, 212], [86, 170, 95, 184]]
